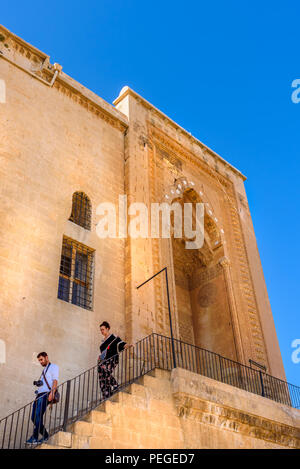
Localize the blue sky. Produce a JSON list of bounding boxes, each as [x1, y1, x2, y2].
[[2, 1, 299, 385]]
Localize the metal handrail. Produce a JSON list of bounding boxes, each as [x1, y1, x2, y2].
[[0, 333, 299, 449], [154, 333, 300, 407]]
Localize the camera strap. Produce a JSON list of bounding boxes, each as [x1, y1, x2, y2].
[[41, 363, 51, 391]]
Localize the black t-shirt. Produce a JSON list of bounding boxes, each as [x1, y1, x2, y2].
[[100, 334, 126, 361]]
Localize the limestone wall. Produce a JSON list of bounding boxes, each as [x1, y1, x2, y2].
[[0, 27, 127, 418]]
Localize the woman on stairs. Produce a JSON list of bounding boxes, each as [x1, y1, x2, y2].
[[97, 321, 133, 399]]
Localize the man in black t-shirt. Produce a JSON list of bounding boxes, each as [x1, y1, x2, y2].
[[98, 321, 133, 399]]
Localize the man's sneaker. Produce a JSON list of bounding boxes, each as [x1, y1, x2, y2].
[[26, 436, 39, 444], [38, 436, 49, 443]]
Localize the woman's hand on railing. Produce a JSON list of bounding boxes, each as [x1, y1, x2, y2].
[[124, 344, 134, 350]]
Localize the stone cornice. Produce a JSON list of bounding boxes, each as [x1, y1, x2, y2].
[[114, 86, 247, 181], [0, 24, 49, 61], [0, 24, 128, 133]]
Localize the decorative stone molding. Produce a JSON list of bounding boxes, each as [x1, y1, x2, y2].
[[219, 256, 230, 268], [187, 263, 223, 291], [52, 82, 127, 132], [149, 125, 231, 189], [173, 392, 300, 449], [114, 86, 246, 182]]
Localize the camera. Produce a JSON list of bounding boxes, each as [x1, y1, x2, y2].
[[33, 380, 43, 387]]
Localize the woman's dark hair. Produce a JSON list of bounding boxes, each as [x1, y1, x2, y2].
[[37, 352, 48, 358], [100, 321, 110, 329]]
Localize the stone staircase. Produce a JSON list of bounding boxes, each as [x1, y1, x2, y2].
[[34, 366, 300, 449], [37, 368, 184, 449]]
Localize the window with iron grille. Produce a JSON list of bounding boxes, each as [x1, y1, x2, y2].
[[69, 192, 92, 230], [58, 236, 95, 310]]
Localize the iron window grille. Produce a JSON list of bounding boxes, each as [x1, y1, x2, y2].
[[69, 192, 92, 230], [58, 236, 94, 310]]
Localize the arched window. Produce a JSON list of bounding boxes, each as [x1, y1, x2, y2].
[[69, 192, 91, 230]]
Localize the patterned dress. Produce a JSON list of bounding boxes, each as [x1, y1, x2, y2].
[[98, 334, 126, 399]]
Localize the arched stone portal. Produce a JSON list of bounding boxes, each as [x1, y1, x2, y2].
[[170, 184, 237, 361]]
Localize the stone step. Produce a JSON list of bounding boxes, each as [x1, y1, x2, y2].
[[38, 368, 172, 450], [150, 368, 171, 380], [37, 443, 68, 450], [128, 382, 148, 397], [89, 436, 115, 449], [116, 389, 148, 408], [71, 420, 112, 439], [108, 392, 121, 403], [83, 409, 112, 425], [71, 434, 90, 449], [49, 431, 72, 448], [96, 399, 121, 415], [142, 371, 171, 394]]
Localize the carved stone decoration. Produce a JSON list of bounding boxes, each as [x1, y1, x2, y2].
[[147, 123, 269, 368], [219, 256, 230, 268], [173, 392, 300, 449], [147, 144, 166, 335]]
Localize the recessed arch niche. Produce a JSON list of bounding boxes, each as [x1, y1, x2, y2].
[[167, 178, 237, 361]]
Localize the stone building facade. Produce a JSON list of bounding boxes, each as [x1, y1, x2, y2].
[[0, 25, 297, 448]]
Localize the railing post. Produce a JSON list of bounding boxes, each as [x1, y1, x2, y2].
[[259, 371, 265, 397], [219, 355, 223, 383], [164, 268, 176, 369], [63, 380, 71, 432], [136, 267, 177, 369]]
